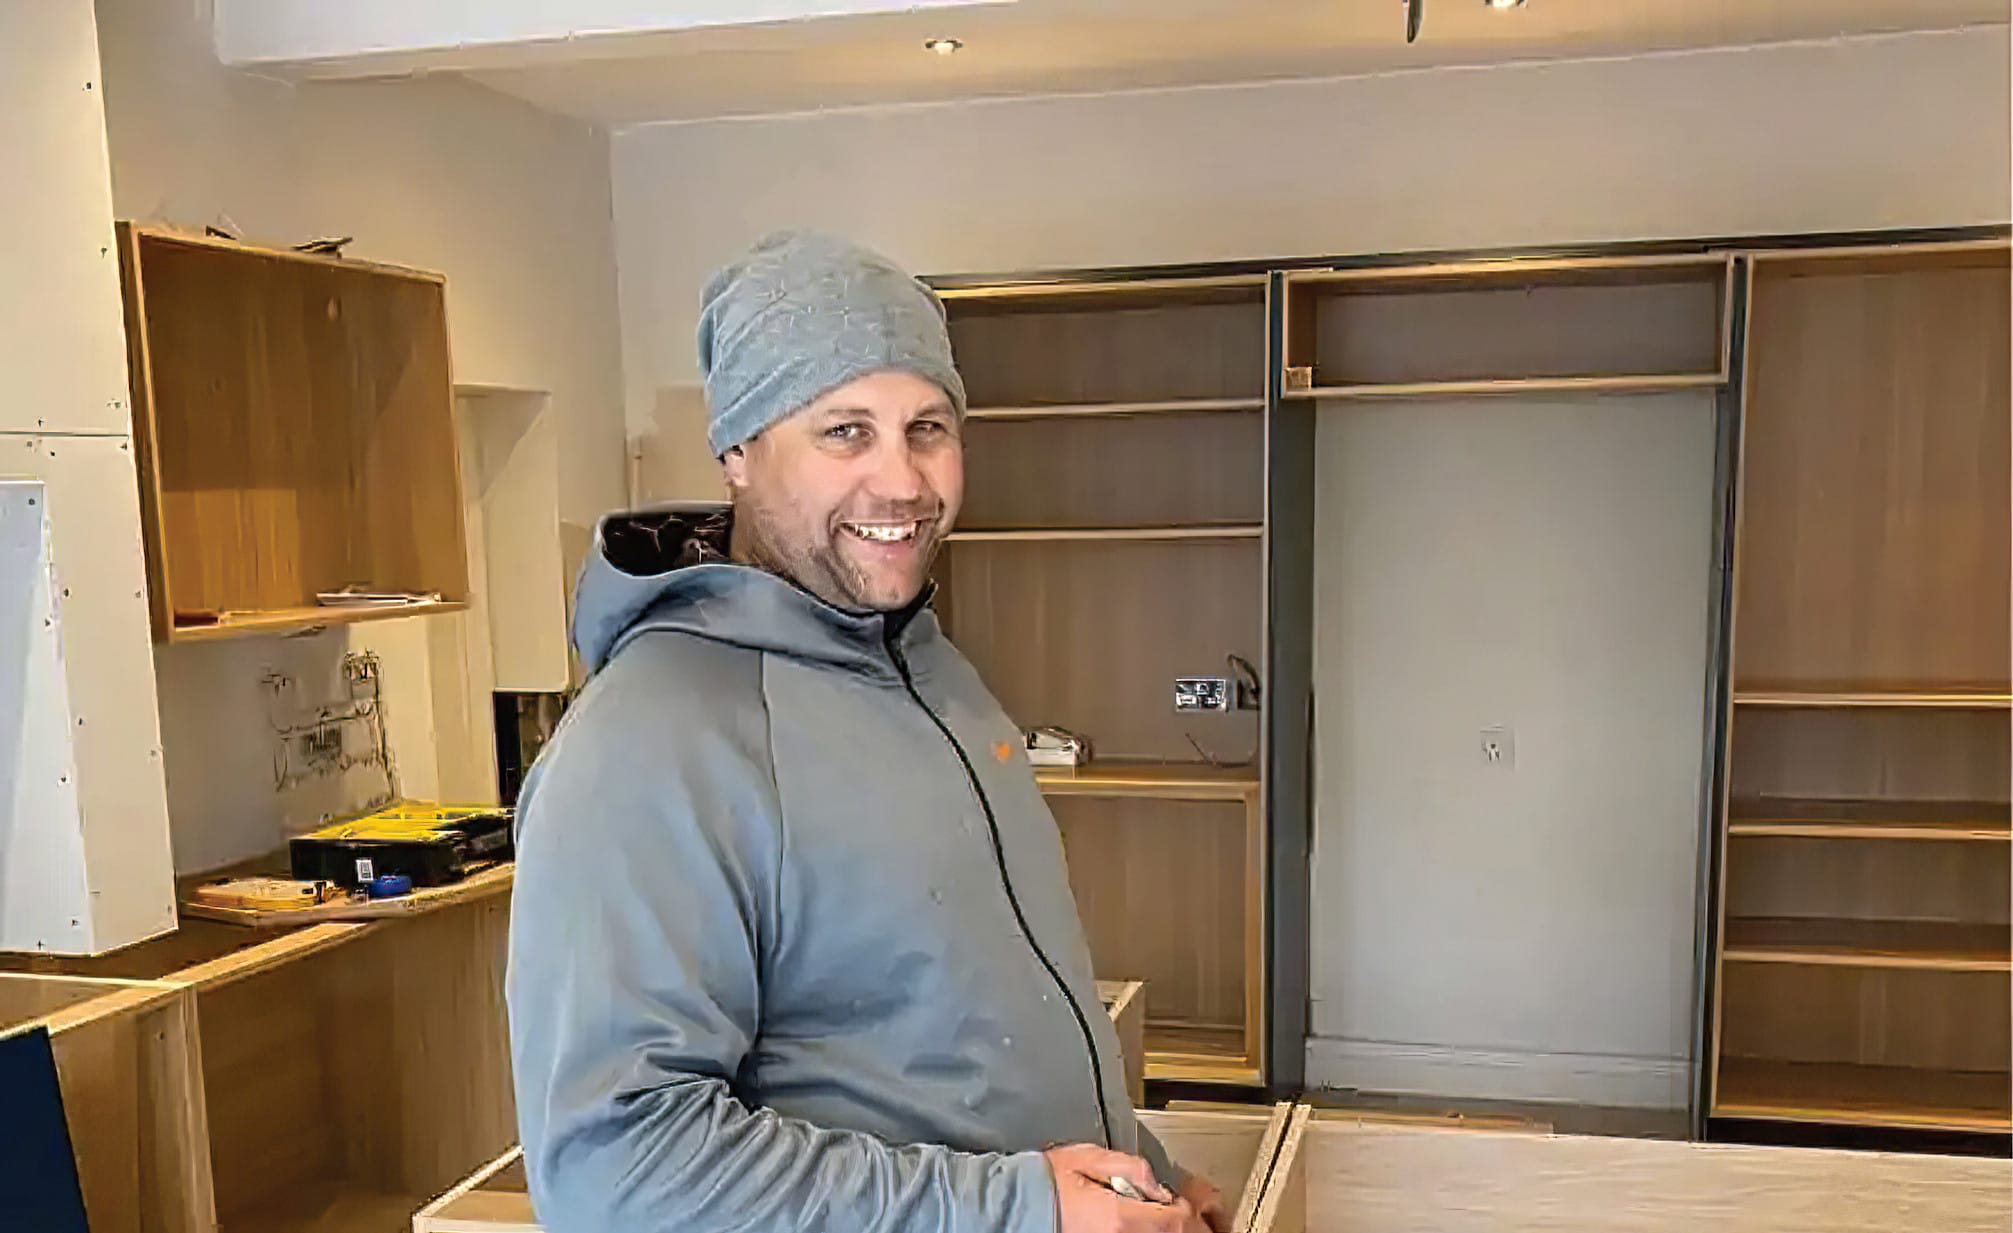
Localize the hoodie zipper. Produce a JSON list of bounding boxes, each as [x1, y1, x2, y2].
[[885, 632, 1116, 1151]]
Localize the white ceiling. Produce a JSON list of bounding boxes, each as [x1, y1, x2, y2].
[[425, 0, 2007, 127]]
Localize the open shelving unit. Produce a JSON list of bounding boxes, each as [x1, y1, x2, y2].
[[114, 224, 469, 643], [1281, 253, 1734, 401], [1704, 239, 2012, 1142], [937, 275, 1270, 1087]]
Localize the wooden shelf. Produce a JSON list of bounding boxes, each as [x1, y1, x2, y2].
[[967, 397, 1263, 421], [1714, 1058, 2011, 1133], [948, 525, 1263, 543], [1146, 1021, 1260, 1086], [1037, 761, 1259, 802], [181, 861, 514, 928], [1729, 797, 2011, 842], [1284, 372, 1723, 402], [1285, 251, 1730, 292], [169, 599, 468, 643], [222, 1182, 429, 1233], [1723, 917, 2011, 971], [1734, 688, 2012, 709]]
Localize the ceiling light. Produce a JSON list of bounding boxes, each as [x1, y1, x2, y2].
[[1485, 0, 1525, 8], [924, 37, 963, 56]]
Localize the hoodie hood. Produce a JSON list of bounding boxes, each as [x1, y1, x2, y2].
[[571, 504, 936, 679]]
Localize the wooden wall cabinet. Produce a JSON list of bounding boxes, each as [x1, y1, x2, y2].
[[938, 277, 1271, 1088], [115, 225, 470, 642], [1705, 240, 2012, 1140]]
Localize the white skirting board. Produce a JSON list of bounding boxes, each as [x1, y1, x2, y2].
[[1306, 1036, 1689, 1110]]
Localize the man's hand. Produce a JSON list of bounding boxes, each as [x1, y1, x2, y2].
[[1045, 1144, 1205, 1233], [1175, 1173, 1230, 1233]]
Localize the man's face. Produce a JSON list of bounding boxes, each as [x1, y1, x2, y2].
[[722, 369, 964, 613]]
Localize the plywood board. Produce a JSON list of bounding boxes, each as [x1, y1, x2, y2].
[[1728, 707, 2009, 805], [941, 538, 1261, 762], [1733, 255, 2011, 691], [1099, 978, 1147, 1107], [1254, 1115, 2012, 1233], [1718, 963, 2010, 1072], [1053, 796, 1248, 1032], [961, 409, 1264, 530], [1305, 277, 1723, 387], [0, 976, 216, 1233], [949, 296, 1265, 408]]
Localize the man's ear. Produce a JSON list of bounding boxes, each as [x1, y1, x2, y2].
[[719, 443, 749, 489]]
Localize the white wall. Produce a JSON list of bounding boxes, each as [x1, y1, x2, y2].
[[92, 0, 626, 872], [1308, 394, 1717, 1107], [612, 25, 2009, 499], [606, 23, 2009, 1104]]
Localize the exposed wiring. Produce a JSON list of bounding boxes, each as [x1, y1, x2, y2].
[[265, 651, 398, 807]]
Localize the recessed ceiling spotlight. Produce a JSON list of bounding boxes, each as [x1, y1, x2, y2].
[[1485, 0, 1526, 8], [924, 37, 964, 55]]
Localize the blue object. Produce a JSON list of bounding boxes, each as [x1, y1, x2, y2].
[[0, 1026, 92, 1233], [367, 873, 413, 899]]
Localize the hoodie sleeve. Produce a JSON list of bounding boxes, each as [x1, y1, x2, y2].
[[506, 654, 1058, 1233]]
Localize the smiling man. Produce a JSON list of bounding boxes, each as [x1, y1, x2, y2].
[[507, 231, 1225, 1233]]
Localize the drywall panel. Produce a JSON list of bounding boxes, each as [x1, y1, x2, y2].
[[1306, 392, 1716, 1107], [463, 389, 571, 692], [0, 437, 176, 953], [0, 0, 131, 436], [91, 0, 627, 870], [612, 27, 2009, 499], [0, 480, 93, 953]]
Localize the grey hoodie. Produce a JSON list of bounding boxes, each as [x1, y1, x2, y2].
[[506, 508, 1184, 1233]]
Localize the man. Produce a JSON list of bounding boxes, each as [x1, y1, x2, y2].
[[507, 230, 1228, 1233]]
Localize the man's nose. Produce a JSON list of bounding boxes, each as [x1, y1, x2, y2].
[[867, 439, 928, 504]]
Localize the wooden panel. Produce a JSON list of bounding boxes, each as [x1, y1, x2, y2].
[[1100, 979, 1146, 1107], [1718, 963, 2010, 1072], [1138, 1105, 1289, 1232], [1301, 277, 1722, 387], [1291, 372, 1723, 402], [1726, 835, 2009, 924], [1728, 708, 2009, 805], [1053, 797, 1247, 1032], [941, 539, 1261, 762], [1713, 1058, 2011, 1132], [323, 899, 515, 1198], [1722, 917, 2010, 970], [186, 901, 512, 1232], [960, 409, 1263, 530], [1253, 1117, 2012, 1233], [1728, 796, 2010, 842], [948, 297, 1264, 407], [1038, 761, 1259, 802], [1732, 255, 2011, 690], [127, 229, 467, 627], [1, 979, 217, 1233]]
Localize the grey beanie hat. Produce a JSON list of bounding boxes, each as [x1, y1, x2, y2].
[[696, 230, 967, 456]]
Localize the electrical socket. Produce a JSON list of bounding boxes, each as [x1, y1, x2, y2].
[[1480, 725, 1515, 767], [1175, 678, 1231, 712]]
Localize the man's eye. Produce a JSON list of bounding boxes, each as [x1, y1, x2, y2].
[[824, 423, 867, 444], [910, 420, 950, 440]]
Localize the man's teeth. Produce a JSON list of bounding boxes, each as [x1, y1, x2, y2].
[[845, 522, 920, 543]]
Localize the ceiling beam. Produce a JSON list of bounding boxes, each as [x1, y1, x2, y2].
[[214, 0, 1015, 77]]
